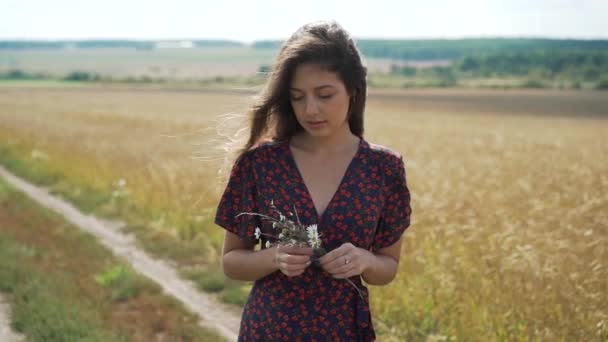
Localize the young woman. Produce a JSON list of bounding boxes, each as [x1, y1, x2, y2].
[[215, 20, 412, 341]]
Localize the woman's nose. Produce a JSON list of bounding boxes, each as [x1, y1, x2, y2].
[[304, 97, 319, 115]]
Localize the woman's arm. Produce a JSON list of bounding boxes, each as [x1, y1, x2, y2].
[[222, 231, 313, 281], [360, 239, 402, 285], [318, 238, 403, 286]]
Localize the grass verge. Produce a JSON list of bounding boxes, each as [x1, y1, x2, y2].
[[0, 177, 225, 341]]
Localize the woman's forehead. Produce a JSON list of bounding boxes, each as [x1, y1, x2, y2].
[[290, 63, 344, 90]]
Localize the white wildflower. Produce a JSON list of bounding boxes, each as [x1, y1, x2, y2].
[[30, 149, 49, 161], [306, 224, 321, 249], [254, 227, 262, 240]]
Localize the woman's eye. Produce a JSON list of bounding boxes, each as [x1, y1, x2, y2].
[[290, 93, 333, 101]]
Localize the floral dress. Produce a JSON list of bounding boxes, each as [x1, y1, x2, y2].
[[214, 137, 412, 341]]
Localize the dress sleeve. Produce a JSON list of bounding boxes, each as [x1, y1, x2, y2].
[[372, 154, 412, 251], [214, 152, 260, 243]]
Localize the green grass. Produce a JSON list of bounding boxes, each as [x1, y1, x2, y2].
[[94, 265, 143, 301], [0, 231, 125, 341], [0, 145, 63, 186], [219, 284, 250, 307], [180, 268, 226, 293]]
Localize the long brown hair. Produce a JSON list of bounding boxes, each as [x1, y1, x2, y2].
[[237, 20, 368, 159]]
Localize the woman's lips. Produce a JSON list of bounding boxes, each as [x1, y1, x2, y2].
[[307, 120, 326, 128]]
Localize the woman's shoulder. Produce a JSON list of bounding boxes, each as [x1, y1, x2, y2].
[[363, 139, 404, 165], [239, 138, 286, 162]]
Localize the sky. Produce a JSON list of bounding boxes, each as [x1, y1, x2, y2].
[[2, 0, 608, 42]]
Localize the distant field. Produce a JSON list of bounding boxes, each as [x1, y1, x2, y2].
[[0, 86, 606, 340], [4, 46, 605, 89], [0, 47, 410, 80], [0, 47, 275, 79]]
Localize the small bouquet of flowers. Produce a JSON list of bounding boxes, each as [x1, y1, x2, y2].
[[235, 199, 326, 266], [236, 200, 363, 299]]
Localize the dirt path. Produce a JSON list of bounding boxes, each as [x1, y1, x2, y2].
[[0, 165, 240, 341], [0, 294, 25, 342]]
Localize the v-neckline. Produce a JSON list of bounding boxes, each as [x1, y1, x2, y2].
[[284, 136, 363, 224]]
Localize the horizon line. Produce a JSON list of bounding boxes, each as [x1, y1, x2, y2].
[[2, 35, 608, 43]]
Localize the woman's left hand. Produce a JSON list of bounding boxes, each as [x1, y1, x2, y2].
[[318, 242, 372, 279]]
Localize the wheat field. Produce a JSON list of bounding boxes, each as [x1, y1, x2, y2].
[[0, 86, 606, 341]]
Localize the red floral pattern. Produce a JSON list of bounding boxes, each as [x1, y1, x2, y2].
[[215, 137, 412, 341]]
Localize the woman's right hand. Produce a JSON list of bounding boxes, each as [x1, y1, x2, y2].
[[274, 245, 313, 277]]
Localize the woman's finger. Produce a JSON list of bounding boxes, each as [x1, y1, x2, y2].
[[280, 253, 311, 265], [278, 253, 310, 264], [318, 242, 356, 266], [279, 261, 310, 273], [278, 246, 314, 256], [277, 253, 311, 268], [332, 269, 357, 279], [278, 260, 310, 277], [319, 250, 351, 270], [275, 248, 312, 277]]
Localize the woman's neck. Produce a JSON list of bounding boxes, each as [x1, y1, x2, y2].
[[291, 126, 359, 157]]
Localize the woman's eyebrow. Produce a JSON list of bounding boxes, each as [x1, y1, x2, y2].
[[289, 85, 336, 91]]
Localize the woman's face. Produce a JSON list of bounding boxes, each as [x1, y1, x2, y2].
[[289, 63, 351, 139]]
